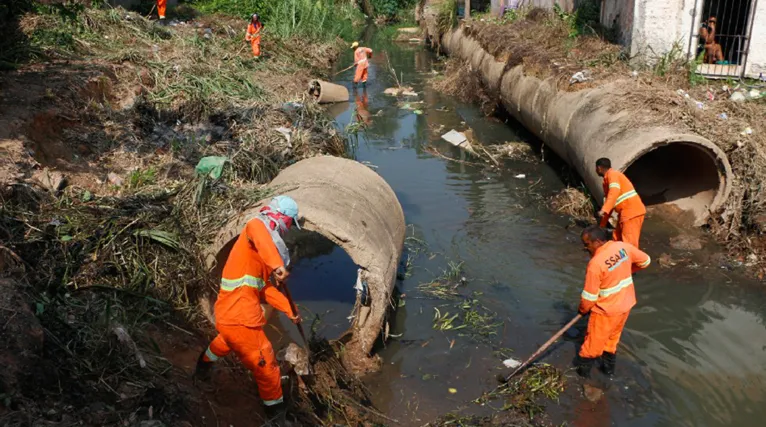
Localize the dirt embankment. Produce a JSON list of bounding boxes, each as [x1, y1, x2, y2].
[[0, 5, 381, 426], [428, 7, 766, 277]]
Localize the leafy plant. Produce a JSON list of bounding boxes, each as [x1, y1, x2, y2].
[[128, 167, 157, 189]]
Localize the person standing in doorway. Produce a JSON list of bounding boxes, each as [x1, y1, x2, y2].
[[246, 13, 264, 58], [575, 226, 651, 378], [596, 157, 647, 249], [194, 196, 302, 425], [351, 41, 373, 86]]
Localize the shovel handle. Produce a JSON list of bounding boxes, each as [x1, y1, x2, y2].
[[280, 279, 310, 348], [504, 313, 583, 381]]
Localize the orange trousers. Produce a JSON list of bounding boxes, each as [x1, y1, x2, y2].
[[250, 37, 261, 58], [579, 311, 630, 358], [203, 324, 283, 405], [157, 0, 166, 19], [354, 65, 368, 83], [614, 214, 644, 249]]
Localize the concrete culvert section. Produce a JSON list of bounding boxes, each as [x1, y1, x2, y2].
[[432, 23, 733, 225], [205, 156, 405, 374]]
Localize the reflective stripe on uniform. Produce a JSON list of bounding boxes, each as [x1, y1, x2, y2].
[[607, 256, 628, 272], [263, 396, 284, 406], [581, 289, 599, 301], [638, 257, 651, 268], [614, 190, 638, 207], [609, 183, 621, 189], [205, 347, 220, 362], [220, 274, 266, 291], [599, 277, 633, 298]]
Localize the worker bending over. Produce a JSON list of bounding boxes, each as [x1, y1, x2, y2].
[[351, 41, 373, 86], [576, 226, 650, 378], [194, 196, 302, 425], [596, 157, 646, 248], [246, 13, 264, 58]]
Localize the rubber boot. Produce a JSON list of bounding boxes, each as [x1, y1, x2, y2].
[[192, 351, 213, 383], [263, 401, 287, 427], [575, 355, 597, 378], [601, 351, 616, 376]]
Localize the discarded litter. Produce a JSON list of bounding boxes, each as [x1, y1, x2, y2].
[[730, 91, 747, 102], [718, 113, 728, 120], [441, 130, 468, 147], [448, 388, 457, 394], [503, 358, 522, 369], [274, 127, 292, 147], [569, 70, 591, 85], [413, 110, 423, 115], [514, 174, 526, 179], [695, 101, 705, 109], [195, 156, 228, 180], [742, 127, 754, 136]]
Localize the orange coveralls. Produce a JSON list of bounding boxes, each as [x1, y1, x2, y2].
[[600, 168, 647, 248], [246, 21, 264, 58], [353, 46, 373, 84], [203, 218, 296, 406], [579, 240, 651, 358], [157, 0, 166, 19]]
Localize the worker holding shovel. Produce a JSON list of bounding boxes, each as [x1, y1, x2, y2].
[[194, 196, 302, 425], [351, 41, 373, 86], [575, 225, 650, 378]]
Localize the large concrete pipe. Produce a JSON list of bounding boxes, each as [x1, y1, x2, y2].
[[205, 156, 405, 374], [309, 79, 350, 104], [438, 26, 733, 225]]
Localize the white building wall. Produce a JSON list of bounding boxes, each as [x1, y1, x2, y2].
[[745, 1, 766, 78], [600, 0, 636, 47], [630, 0, 697, 62]]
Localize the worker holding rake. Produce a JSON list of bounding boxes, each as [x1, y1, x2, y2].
[[575, 226, 650, 378], [351, 41, 373, 86], [194, 196, 302, 425], [246, 13, 265, 58]]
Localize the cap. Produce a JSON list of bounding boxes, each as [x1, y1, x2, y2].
[[271, 195, 301, 230], [351, 41, 359, 49], [251, 13, 259, 20]]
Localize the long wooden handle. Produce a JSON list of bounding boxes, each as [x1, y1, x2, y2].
[[334, 63, 356, 75], [504, 313, 583, 381], [281, 280, 310, 348]]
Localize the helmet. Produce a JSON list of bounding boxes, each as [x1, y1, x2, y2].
[[351, 41, 359, 49], [270, 195, 301, 229]]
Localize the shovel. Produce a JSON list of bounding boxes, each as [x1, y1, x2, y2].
[[280, 278, 314, 377], [503, 314, 583, 382]]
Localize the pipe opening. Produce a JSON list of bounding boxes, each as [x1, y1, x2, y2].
[[625, 142, 722, 221], [211, 229, 360, 343]]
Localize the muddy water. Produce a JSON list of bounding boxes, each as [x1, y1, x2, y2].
[[279, 33, 766, 426]]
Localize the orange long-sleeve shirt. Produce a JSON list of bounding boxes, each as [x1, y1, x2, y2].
[[579, 241, 651, 316], [215, 218, 294, 327], [246, 21, 263, 42], [600, 168, 646, 226], [354, 47, 372, 69]]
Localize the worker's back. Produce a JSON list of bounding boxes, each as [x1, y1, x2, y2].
[[216, 219, 282, 327], [584, 240, 648, 315], [602, 169, 646, 220]]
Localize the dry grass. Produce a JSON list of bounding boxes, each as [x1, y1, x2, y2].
[[431, 57, 498, 114], [462, 8, 628, 90], [550, 187, 595, 223]]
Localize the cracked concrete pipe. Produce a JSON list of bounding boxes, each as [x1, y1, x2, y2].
[[309, 79, 350, 104], [205, 156, 405, 374], [438, 26, 732, 225]]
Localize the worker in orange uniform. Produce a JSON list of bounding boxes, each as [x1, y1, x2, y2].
[[596, 157, 647, 249], [351, 41, 373, 86], [194, 195, 302, 425], [157, 0, 167, 22], [575, 225, 651, 378], [246, 13, 264, 58]]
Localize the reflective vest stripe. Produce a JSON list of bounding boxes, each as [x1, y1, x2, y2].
[[614, 190, 638, 207], [599, 277, 633, 298], [638, 257, 651, 268], [205, 347, 220, 362], [263, 397, 284, 406], [581, 289, 599, 301], [220, 274, 266, 292], [609, 183, 621, 189]]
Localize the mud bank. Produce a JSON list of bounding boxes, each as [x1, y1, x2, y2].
[[422, 19, 733, 225]]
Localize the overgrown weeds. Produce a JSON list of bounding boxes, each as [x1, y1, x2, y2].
[[475, 364, 565, 420], [418, 260, 465, 299]]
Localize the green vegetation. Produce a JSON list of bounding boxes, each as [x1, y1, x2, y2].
[[372, 0, 418, 20], [193, 0, 363, 40], [418, 260, 465, 299]]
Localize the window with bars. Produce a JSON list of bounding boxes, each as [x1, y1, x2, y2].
[[689, 0, 758, 77]]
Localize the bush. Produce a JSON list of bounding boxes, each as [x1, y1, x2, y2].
[[193, 0, 362, 41]]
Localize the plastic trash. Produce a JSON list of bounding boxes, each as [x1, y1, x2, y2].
[[569, 70, 592, 84], [441, 130, 468, 147], [274, 127, 292, 147], [195, 156, 228, 180], [503, 357, 522, 368], [413, 110, 423, 115], [718, 113, 728, 120], [730, 91, 747, 102], [742, 127, 754, 136], [514, 174, 526, 179]]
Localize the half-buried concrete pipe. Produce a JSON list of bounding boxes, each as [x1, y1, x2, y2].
[[204, 156, 405, 374], [309, 79, 350, 104], [434, 24, 733, 225]]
